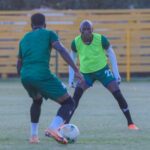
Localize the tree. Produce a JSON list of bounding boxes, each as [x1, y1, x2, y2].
[[0, 0, 149, 10]]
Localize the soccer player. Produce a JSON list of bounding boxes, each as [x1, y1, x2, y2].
[[16, 13, 84, 144], [68, 20, 139, 130]]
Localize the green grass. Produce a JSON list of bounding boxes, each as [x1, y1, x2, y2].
[[0, 79, 150, 150]]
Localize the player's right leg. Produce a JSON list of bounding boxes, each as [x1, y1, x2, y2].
[[65, 80, 90, 124], [40, 74, 75, 144], [96, 65, 139, 130], [45, 94, 75, 144]]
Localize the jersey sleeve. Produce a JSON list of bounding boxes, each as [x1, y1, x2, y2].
[[49, 30, 59, 44], [101, 35, 110, 50], [71, 39, 77, 52]]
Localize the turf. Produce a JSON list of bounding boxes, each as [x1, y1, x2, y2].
[[0, 79, 150, 150]]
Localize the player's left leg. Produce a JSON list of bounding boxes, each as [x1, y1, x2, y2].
[[106, 81, 139, 130], [73, 81, 89, 108], [30, 96, 43, 143], [21, 78, 43, 143], [97, 65, 139, 130], [64, 82, 89, 124]]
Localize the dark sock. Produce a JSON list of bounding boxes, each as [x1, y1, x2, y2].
[[112, 90, 133, 125], [57, 97, 75, 123], [73, 86, 84, 108], [30, 98, 43, 123], [65, 86, 84, 123], [123, 110, 133, 125]]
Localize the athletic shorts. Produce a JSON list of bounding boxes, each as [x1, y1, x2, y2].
[[82, 65, 116, 87], [21, 74, 67, 101]]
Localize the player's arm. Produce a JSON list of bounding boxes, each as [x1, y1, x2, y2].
[[68, 40, 78, 88], [16, 57, 22, 76], [102, 35, 121, 84], [52, 41, 83, 82], [16, 43, 22, 76]]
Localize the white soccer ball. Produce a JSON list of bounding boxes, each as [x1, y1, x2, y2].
[[59, 124, 80, 143]]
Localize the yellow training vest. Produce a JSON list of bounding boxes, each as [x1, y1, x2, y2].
[[75, 33, 107, 73]]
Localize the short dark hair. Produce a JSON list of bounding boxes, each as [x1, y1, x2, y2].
[[31, 13, 45, 27]]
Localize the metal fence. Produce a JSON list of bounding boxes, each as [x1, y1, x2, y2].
[[0, 9, 150, 80]]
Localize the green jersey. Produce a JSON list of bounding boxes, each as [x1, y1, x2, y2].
[[72, 33, 109, 73], [18, 28, 58, 79]]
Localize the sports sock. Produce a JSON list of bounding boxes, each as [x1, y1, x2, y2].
[[57, 97, 75, 124], [73, 86, 84, 107], [65, 86, 84, 124], [122, 108, 133, 125], [31, 123, 38, 136], [112, 90, 133, 125], [49, 116, 64, 130]]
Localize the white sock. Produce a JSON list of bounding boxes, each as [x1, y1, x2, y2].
[[49, 116, 64, 130], [31, 123, 38, 136]]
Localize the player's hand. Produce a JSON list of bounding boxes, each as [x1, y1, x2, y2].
[[69, 81, 76, 88], [74, 70, 85, 85]]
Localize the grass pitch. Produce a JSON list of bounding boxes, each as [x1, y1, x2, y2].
[[0, 79, 150, 150]]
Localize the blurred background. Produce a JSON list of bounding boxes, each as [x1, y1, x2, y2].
[[0, 0, 150, 10], [0, 0, 150, 81], [0, 1, 150, 150]]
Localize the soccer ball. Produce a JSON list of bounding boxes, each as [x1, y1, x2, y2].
[[59, 124, 80, 143]]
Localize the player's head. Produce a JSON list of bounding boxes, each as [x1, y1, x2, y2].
[[80, 20, 93, 37], [31, 13, 46, 29]]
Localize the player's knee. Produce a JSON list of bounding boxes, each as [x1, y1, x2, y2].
[[32, 98, 43, 106], [76, 81, 88, 91], [74, 97, 80, 108], [61, 97, 75, 109]]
